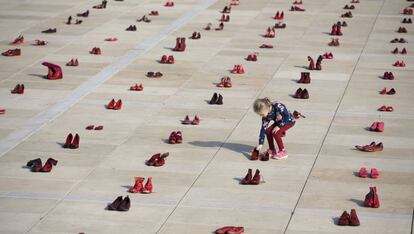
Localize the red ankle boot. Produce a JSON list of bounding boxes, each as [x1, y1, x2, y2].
[[349, 209, 360, 226], [250, 169, 261, 185], [40, 158, 58, 173], [338, 211, 350, 225], [240, 169, 252, 184], [141, 177, 153, 193], [129, 177, 144, 193], [307, 56, 314, 70]]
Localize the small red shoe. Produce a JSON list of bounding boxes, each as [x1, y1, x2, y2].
[[376, 122, 384, 132], [359, 167, 368, 178], [224, 77, 232, 88], [378, 105, 387, 111], [0, 109, 6, 114], [338, 211, 350, 226], [240, 169, 252, 184], [10, 35, 24, 45], [63, 133, 73, 148], [175, 131, 183, 143], [251, 148, 259, 160], [401, 48, 407, 54], [349, 209, 360, 226], [146, 153, 161, 166], [141, 177, 153, 194], [40, 158, 58, 173], [259, 44, 273, 48], [2, 48, 21, 57], [149, 11, 159, 16], [392, 48, 399, 54], [169, 131, 177, 144], [34, 40, 47, 46], [106, 99, 116, 109], [386, 88, 396, 95], [105, 37, 118, 42], [85, 125, 94, 130], [369, 122, 378, 131], [226, 227, 245, 234], [167, 55, 174, 64], [129, 177, 144, 193], [154, 152, 169, 167], [217, 77, 225, 87], [379, 88, 387, 95], [182, 115, 191, 125], [215, 226, 237, 234], [386, 106, 394, 112], [370, 168, 379, 179], [11, 84, 24, 94], [94, 125, 104, 130], [160, 55, 167, 63], [70, 133, 80, 149], [191, 115, 200, 125]]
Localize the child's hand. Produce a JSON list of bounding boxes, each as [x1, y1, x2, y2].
[[256, 144, 263, 151]]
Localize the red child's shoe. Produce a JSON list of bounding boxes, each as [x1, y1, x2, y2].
[[106, 99, 116, 109], [129, 177, 144, 193], [386, 106, 394, 112], [160, 55, 167, 63], [141, 177, 153, 194], [2, 48, 21, 57], [370, 168, 379, 179], [167, 55, 174, 64], [376, 122, 384, 132], [359, 167, 368, 178], [169, 131, 177, 144], [113, 99, 122, 110], [154, 152, 169, 167], [191, 115, 200, 125]]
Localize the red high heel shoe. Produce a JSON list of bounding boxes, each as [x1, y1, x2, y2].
[[182, 115, 191, 125], [154, 152, 169, 167], [113, 99, 122, 110], [70, 134, 80, 149], [63, 133, 73, 148], [10, 35, 24, 45], [141, 177, 153, 193], [129, 177, 144, 193], [40, 158, 58, 172], [191, 115, 200, 125], [146, 153, 161, 166]]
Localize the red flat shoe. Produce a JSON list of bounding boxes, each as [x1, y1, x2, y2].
[[85, 125, 94, 130], [386, 88, 396, 95], [386, 106, 394, 112], [167, 55, 174, 64], [146, 153, 161, 166], [370, 168, 379, 179], [94, 125, 104, 130], [224, 77, 232, 88], [215, 226, 236, 234], [379, 88, 387, 95], [160, 55, 167, 63], [129, 177, 144, 193], [359, 167, 368, 178], [369, 122, 378, 131], [217, 77, 225, 87]]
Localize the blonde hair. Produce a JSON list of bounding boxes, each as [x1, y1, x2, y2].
[[253, 97, 272, 114]]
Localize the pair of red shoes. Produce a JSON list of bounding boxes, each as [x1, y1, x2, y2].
[[215, 226, 244, 234], [246, 54, 258, 61], [379, 88, 396, 95], [355, 141, 383, 152], [341, 11, 353, 18], [322, 52, 334, 59], [240, 169, 262, 185], [10, 35, 24, 45], [182, 115, 200, 125], [85, 125, 103, 130], [378, 105, 393, 112], [231, 65, 245, 74], [169, 131, 182, 144], [130, 83, 144, 91], [190, 32, 201, 39], [220, 14, 230, 22], [297, 72, 311, 84], [290, 6, 305, 11], [331, 24, 343, 36], [2, 48, 21, 56], [390, 38, 407, 43], [343, 4, 355, 9], [393, 60, 405, 67], [34, 40, 47, 46], [338, 209, 360, 226], [328, 38, 340, 46], [383, 72, 394, 80], [164, 1, 174, 7], [403, 7, 413, 15], [146, 152, 169, 167], [293, 0, 303, 4], [259, 44, 273, 48], [105, 37, 118, 42], [149, 11, 159, 16], [106, 99, 122, 110], [364, 186, 380, 208], [274, 11, 284, 20], [250, 148, 271, 161], [174, 37, 186, 51], [42, 62, 63, 80], [63, 133, 80, 149], [129, 177, 153, 193], [217, 76, 232, 88], [160, 55, 174, 64], [26, 158, 58, 173], [264, 27, 275, 38], [11, 84, 24, 94], [66, 58, 79, 66], [90, 47, 101, 55], [392, 47, 407, 54], [293, 88, 309, 99], [370, 122, 384, 132], [397, 27, 408, 33], [359, 167, 379, 178]]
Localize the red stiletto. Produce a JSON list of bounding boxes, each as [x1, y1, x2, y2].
[[70, 134, 80, 149], [63, 133, 73, 148]]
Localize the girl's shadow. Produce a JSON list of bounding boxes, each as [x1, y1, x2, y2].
[[188, 141, 252, 159]]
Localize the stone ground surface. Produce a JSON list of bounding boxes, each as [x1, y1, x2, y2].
[[0, 0, 413, 233]]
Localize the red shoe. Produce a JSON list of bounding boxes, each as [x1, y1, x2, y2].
[[154, 152, 169, 167], [146, 153, 161, 166], [175, 131, 183, 143], [169, 131, 177, 144], [40, 158, 58, 173], [106, 99, 116, 109], [113, 99, 122, 110], [141, 177, 153, 193], [365, 186, 380, 208], [34, 40, 47, 46], [392, 48, 399, 54], [378, 105, 387, 111], [191, 115, 200, 125], [376, 122, 384, 132], [292, 110, 306, 119], [94, 125, 104, 130], [370, 168, 379, 179], [70, 133, 80, 149], [2, 48, 21, 57], [86, 125, 94, 130], [42, 62, 63, 80], [130, 83, 144, 91], [224, 77, 232, 88], [160, 55, 167, 63], [63, 133, 73, 148], [369, 122, 378, 131], [182, 115, 191, 125], [227, 227, 245, 234], [250, 169, 261, 185], [349, 209, 360, 226], [386, 88, 396, 95], [307, 56, 315, 70], [386, 106, 394, 112], [10, 35, 24, 45], [217, 77, 225, 87], [401, 48, 407, 54], [167, 55, 174, 64], [251, 148, 259, 160], [240, 168, 252, 184], [338, 211, 350, 226], [215, 226, 236, 234], [149, 11, 159, 16], [259, 44, 273, 48], [379, 88, 387, 95], [129, 177, 144, 193], [105, 37, 118, 42], [0, 109, 5, 114], [359, 167, 368, 178], [11, 84, 24, 94]]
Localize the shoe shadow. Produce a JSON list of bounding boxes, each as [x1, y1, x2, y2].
[[352, 171, 360, 177], [233, 177, 243, 183], [349, 198, 365, 207], [29, 74, 45, 79], [364, 127, 373, 131], [331, 217, 339, 225], [294, 65, 309, 69], [56, 142, 65, 147], [163, 46, 175, 51], [188, 141, 252, 158], [323, 32, 333, 35], [122, 185, 132, 191]]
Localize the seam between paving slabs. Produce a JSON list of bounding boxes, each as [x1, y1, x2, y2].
[[283, 0, 387, 233], [0, 0, 217, 158]]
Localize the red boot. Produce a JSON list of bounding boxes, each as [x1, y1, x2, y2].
[[40, 158, 58, 173], [141, 177, 153, 193], [240, 169, 252, 184], [129, 177, 144, 193], [250, 169, 261, 185]]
